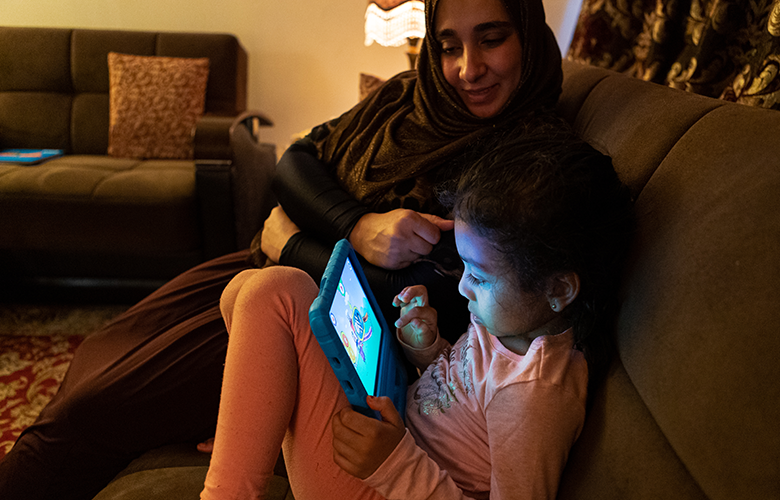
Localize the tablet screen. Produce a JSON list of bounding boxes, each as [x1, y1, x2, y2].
[[328, 256, 383, 396]]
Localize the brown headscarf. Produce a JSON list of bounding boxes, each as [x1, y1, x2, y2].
[[310, 0, 562, 212]]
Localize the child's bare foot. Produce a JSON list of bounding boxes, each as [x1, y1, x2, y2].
[[197, 437, 215, 453]]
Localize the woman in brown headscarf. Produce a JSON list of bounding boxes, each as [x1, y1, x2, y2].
[[0, 0, 563, 498], [264, 0, 562, 333]]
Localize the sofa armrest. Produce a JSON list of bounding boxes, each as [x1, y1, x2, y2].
[[229, 112, 277, 249], [194, 112, 276, 260], [193, 112, 273, 160], [231, 110, 274, 140], [193, 115, 234, 161]]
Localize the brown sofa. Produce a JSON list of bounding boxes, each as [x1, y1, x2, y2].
[[0, 27, 277, 300], [555, 60, 779, 500], [93, 60, 779, 499]]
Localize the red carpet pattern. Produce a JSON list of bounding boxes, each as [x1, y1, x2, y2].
[[0, 335, 83, 458]]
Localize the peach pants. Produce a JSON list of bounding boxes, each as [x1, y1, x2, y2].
[[201, 266, 386, 499]]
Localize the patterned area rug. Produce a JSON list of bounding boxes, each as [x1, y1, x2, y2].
[[0, 304, 129, 460], [0, 335, 83, 457], [0, 303, 128, 337]]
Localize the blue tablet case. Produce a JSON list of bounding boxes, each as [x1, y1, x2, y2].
[[309, 239, 407, 421], [0, 149, 63, 165]]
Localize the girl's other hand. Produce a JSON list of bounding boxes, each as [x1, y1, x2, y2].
[[260, 205, 301, 263], [331, 396, 406, 480], [393, 285, 438, 349], [349, 210, 454, 270]]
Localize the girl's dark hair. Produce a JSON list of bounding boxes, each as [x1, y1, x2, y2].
[[440, 117, 635, 395]]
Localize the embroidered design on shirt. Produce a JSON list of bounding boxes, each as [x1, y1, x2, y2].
[[453, 339, 475, 395], [412, 334, 474, 416]]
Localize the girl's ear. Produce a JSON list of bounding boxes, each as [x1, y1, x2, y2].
[[546, 272, 580, 312]]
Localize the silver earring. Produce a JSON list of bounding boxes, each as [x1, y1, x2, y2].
[[551, 301, 558, 311]]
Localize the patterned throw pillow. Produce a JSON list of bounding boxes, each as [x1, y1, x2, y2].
[[108, 53, 209, 159]]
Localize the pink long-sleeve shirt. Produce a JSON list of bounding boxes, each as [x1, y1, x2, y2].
[[365, 321, 588, 500]]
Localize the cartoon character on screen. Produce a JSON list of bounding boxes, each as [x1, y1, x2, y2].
[[348, 304, 373, 364], [333, 280, 361, 364]]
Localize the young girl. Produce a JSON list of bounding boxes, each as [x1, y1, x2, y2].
[[200, 124, 634, 499]]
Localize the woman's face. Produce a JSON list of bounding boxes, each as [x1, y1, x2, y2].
[[434, 0, 524, 118]]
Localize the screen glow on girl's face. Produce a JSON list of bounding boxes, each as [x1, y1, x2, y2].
[[455, 219, 556, 354]]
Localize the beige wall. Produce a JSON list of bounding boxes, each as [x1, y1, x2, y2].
[[1, 0, 580, 154]]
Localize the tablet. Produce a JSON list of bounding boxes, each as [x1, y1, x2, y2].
[[309, 239, 407, 421], [0, 149, 63, 165]]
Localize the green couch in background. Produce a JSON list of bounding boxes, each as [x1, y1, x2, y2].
[[0, 27, 277, 301]]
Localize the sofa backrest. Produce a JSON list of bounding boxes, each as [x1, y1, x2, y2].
[[555, 60, 780, 500], [0, 27, 247, 154]]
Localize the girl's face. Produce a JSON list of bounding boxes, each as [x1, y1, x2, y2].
[[455, 219, 558, 354], [434, 0, 524, 118]]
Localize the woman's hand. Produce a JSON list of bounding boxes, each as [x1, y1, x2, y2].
[[349, 210, 454, 270], [393, 285, 438, 349], [260, 205, 301, 264], [332, 396, 406, 479]]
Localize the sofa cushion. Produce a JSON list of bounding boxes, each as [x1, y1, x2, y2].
[[0, 28, 73, 151], [614, 102, 780, 500], [72, 93, 110, 154], [559, 62, 724, 198], [558, 60, 780, 500], [0, 156, 202, 280], [0, 27, 72, 92], [108, 53, 209, 159], [92, 467, 292, 500], [92, 443, 292, 500], [558, 360, 708, 499], [72, 30, 157, 94], [92, 467, 210, 500], [155, 33, 247, 115], [0, 93, 72, 150]]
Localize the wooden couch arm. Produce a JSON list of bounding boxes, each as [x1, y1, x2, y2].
[[193, 112, 273, 160]]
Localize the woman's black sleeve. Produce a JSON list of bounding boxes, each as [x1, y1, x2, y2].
[[272, 139, 369, 245], [273, 139, 470, 340]]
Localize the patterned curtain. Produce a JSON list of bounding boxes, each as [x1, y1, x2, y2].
[[567, 0, 780, 109]]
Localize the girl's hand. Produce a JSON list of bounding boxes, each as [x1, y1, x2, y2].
[[349, 210, 454, 270], [332, 396, 406, 479], [393, 285, 438, 349], [260, 206, 301, 263]]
